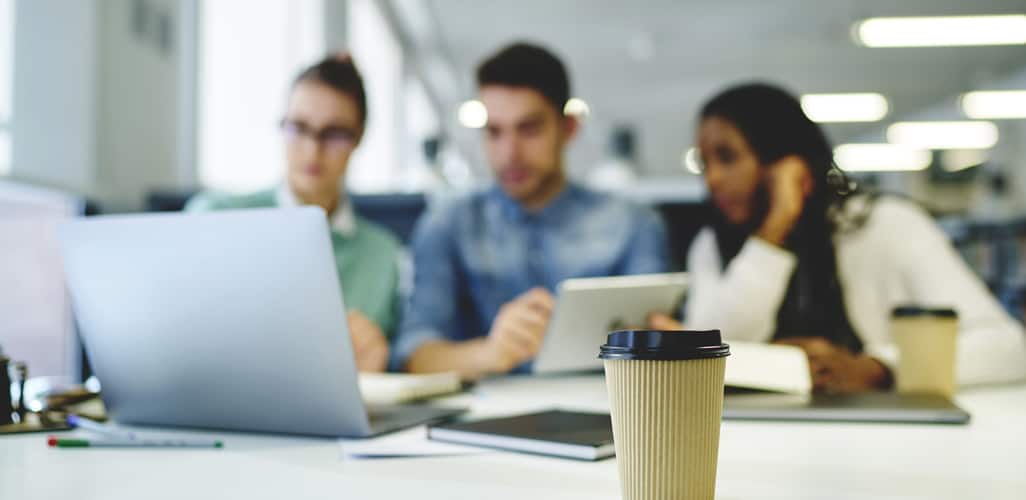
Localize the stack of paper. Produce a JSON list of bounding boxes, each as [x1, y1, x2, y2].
[[358, 372, 462, 406], [340, 427, 485, 460], [724, 341, 812, 395]]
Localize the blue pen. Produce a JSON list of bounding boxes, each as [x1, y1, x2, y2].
[[66, 415, 137, 440]]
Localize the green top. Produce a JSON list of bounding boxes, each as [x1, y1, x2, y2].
[[185, 189, 402, 337]]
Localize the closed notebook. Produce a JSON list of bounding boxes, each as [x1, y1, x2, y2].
[[358, 372, 462, 406], [427, 410, 614, 461]]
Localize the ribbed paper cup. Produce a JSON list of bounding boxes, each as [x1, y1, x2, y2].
[[600, 330, 729, 500], [892, 307, 958, 398]]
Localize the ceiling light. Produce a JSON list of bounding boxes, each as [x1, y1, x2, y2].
[[564, 97, 591, 119], [457, 100, 487, 129], [961, 90, 1026, 119], [801, 93, 889, 123], [855, 15, 1026, 47], [681, 147, 702, 175], [887, 121, 999, 150], [833, 144, 932, 172]]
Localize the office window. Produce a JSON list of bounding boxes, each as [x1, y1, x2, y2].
[[197, 0, 324, 193], [0, 0, 13, 176], [398, 76, 443, 191], [346, 0, 403, 193]]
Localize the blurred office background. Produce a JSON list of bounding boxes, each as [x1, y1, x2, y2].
[[3, 0, 1026, 316]]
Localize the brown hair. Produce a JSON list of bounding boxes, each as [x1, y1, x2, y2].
[[293, 52, 368, 126], [476, 42, 570, 114]]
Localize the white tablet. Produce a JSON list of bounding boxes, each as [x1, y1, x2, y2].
[[533, 273, 688, 374]]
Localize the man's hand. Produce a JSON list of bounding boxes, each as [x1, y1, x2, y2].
[[775, 337, 891, 394], [647, 312, 684, 331], [348, 310, 389, 373], [482, 287, 556, 374]]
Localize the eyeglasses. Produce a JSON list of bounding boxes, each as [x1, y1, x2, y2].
[[280, 119, 359, 153]]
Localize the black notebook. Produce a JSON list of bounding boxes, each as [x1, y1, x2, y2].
[[427, 410, 615, 461]]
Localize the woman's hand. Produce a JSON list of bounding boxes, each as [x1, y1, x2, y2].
[[347, 310, 389, 373], [756, 155, 814, 246], [775, 337, 892, 394]]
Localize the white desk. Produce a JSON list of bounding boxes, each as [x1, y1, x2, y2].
[[2, 375, 1025, 499]]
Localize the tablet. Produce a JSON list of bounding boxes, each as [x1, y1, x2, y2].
[[533, 273, 688, 374]]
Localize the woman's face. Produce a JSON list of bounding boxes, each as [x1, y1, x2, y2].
[[697, 116, 763, 225], [282, 80, 363, 201]]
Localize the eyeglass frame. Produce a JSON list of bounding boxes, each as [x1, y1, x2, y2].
[[279, 118, 361, 153]]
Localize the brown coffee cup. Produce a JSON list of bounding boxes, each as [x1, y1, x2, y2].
[[599, 330, 730, 500]]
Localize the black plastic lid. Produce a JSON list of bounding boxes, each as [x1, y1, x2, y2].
[[598, 330, 730, 361], [892, 306, 958, 319]]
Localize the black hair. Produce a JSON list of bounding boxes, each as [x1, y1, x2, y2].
[[699, 82, 862, 352], [700, 83, 851, 207], [476, 42, 571, 114], [293, 53, 367, 127]]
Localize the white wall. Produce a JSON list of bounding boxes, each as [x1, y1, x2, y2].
[[97, 0, 183, 210], [11, 0, 191, 211], [11, 0, 100, 194], [0, 0, 13, 176]]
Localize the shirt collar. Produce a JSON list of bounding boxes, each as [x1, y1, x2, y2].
[[275, 185, 357, 237], [491, 182, 581, 225]]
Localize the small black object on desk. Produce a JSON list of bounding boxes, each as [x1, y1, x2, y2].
[[1, 347, 14, 425], [0, 347, 73, 435]]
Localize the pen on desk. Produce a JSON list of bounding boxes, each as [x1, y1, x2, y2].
[[66, 415, 137, 440], [48, 436, 223, 449]]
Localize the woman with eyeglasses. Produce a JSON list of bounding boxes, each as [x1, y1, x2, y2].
[[187, 54, 398, 373], [649, 83, 1026, 393]]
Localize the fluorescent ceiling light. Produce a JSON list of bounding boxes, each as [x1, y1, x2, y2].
[[940, 149, 989, 172], [801, 93, 889, 123], [887, 121, 999, 150], [681, 147, 702, 175], [855, 15, 1026, 48], [457, 100, 487, 129], [961, 90, 1026, 119], [563, 97, 591, 119], [834, 144, 932, 172]]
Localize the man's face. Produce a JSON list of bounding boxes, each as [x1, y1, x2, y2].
[[480, 85, 576, 203]]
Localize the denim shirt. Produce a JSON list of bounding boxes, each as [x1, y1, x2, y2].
[[393, 184, 668, 372]]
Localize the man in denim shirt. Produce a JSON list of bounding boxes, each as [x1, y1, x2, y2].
[[394, 43, 668, 379]]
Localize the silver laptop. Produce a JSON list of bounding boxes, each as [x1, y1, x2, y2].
[[59, 207, 464, 437], [533, 273, 688, 374]]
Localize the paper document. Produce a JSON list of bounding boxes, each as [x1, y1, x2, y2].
[[725, 341, 812, 395], [339, 427, 487, 460]]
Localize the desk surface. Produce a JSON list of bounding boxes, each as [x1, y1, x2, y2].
[[3, 375, 1025, 500]]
